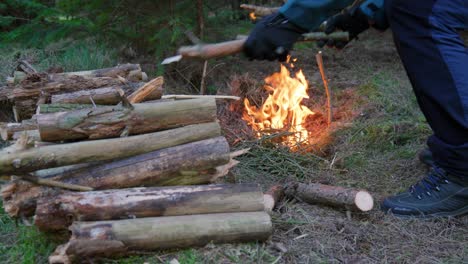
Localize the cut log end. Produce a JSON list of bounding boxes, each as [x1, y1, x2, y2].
[[354, 191, 374, 212]]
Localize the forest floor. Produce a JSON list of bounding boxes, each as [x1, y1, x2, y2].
[[0, 30, 467, 264]]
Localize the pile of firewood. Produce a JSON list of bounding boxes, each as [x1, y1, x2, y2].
[[0, 63, 276, 263]]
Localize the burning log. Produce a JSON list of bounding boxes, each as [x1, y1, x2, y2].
[[37, 98, 217, 142], [127, 76, 164, 103], [34, 183, 264, 232], [49, 212, 272, 263], [177, 32, 349, 61], [0, 119, 37, 140], [50, 87, 122, 105], [1, 136, 231, 217], [0, 122, 221, 174], [240, 4, 280, 17], [285, 183, 374, 212]]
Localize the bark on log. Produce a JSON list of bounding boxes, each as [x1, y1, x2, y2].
[[35, 183, 264, 232], [285, 183, 374, 212], [0, 122, 221, 174], [127, 76, 164, 103], [50, 87, 122, 105], [49, 212, 272, 263], [1, 136, 231, 217], [51, 64, 142, 80], [0, 120, 37, 140], [37, 104, 99, 114], [37, 98, 217, 142]]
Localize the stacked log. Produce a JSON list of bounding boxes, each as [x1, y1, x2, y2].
[[0, 63, 274, 263]]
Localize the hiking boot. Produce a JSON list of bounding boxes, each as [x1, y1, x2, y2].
[[381, 166, 468, 218], [418, 148, 434, 166]]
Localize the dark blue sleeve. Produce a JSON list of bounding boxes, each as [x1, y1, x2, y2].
[[279, 0, 388, 31], [279, 0, 355, 31]]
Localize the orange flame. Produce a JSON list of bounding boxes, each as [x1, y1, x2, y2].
[[242, 59, 315, 147], [249, 12, 257, 21]]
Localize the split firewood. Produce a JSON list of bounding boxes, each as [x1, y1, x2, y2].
[[17, 60, 38, 75], [1, 136, 230, 217], [48, 212, 272, 263], [127, 76, 164, 103], [51, 64, 142, 80], [177, 32, 349, 61], [240, 4, 280, 17], [0, 122, 221, 174], [11, 130, 40, 147], [285, 183, 374, 212], [34, 183, 264, 232], [263, 185, 285, 212], [0, 119, 37, 140], [50, 87, 122, 105], [37, 98, 217, 141]]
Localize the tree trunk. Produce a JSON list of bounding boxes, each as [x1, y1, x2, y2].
[[0, 119, 37, 140], [285, 183, 374, 212], [0, 122, 221, 174], [49, 212, 272, 263], [50, 87, 122, 105], [1, 136, 230, 217], [37, 98, 217, 141], [35, 183, 264, 232], [127, 76, 164, 103]]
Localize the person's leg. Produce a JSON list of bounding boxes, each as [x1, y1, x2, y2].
[[382, 0, 468, 217]]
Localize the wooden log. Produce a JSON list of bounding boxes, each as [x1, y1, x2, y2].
[[1, 136, 231, 217], [162, 94, 240, 100], [285, 183, 374, 212], [50, 87, 122, 105], [0, 122, 221, 174], [127, 76, 164, 103], [37, 98, 217, 142], [49, 212, 272, 263], [37, 104, 98, 114], [34, 183, 264, 232], [240, 4, 279, 17], [0, 120, 37, 140], [51, 64, 141, 80], [177, 32, 349, 61]]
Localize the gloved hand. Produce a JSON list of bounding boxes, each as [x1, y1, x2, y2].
[[318, 5, 370, 49], [244, 13, 307, 62]]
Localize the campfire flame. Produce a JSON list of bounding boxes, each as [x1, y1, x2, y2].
[[249, 12, 257, 21], [242, 59, 315, 147]]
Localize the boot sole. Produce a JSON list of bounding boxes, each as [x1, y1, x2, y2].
[[386, 204, 468, 219]]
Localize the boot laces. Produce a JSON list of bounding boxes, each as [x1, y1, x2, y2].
[[409, 166, 450, 199]]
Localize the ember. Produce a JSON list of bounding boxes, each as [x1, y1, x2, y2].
[[242, 58, 316, 148]]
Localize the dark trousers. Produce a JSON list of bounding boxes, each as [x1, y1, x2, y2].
[[385, 0, 468, 178]]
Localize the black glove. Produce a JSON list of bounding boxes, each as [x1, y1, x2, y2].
[[244, 13, 307, 62], [318, 6, 370, 49]]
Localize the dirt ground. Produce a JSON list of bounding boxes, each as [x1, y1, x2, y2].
[[1, 29, 467, 263], [162, 29, 467, 264]]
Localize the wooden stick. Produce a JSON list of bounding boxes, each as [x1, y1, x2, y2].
[[161, 94, 240, 100], [0, 120, 37, 140], [50, 87, 122, 105], [199, 61, 208, 95], [37, 98, 217, 142], [51, 64, 141, 80], [34, 184, 264, 232], [315, 51, 332, 126], [0, 122, 221, 174], [49, 212, 272, 263], [285, 183, 374, 212], [240, 4, 279, 17], [127, 76, 164, 103]]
